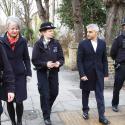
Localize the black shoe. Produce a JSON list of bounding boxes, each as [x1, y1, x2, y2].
[[17, 121, 22, 125], [99, 117, 110, 125], [44, 119, 52, 125], [112, 106, 119, 112], [82, 112, 89, 120], [11, 121, 16, 125]]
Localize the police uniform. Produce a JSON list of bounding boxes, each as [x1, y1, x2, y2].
[[32, 22, 64, 122], [110, 18, 125, 109]]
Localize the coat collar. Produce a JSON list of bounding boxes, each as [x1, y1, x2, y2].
[[38, 37, 55, 48], [40, 36, 55, 43], [3, 32, 23, 49]]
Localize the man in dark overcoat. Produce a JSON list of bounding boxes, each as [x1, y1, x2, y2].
[[77, 24, 110, 125], [32, 22, 64, 125]]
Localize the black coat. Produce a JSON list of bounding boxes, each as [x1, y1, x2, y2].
[[32, 37, 64, 72], [0, 33, 32, 102], [77, 38, 108, 91], [0, 41, 15, 101], [110, 34, 125, 63]]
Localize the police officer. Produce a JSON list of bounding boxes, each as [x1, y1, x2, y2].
[[110, 18, 125, 112], [32, 22, 64, 125]]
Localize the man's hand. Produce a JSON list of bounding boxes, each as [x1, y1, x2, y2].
[[47, 61, 55, 69], [81, 76, 88, 81], [54, 61, 60, 68], [8, 92, 15, 102], [104, 77, 109, 81]]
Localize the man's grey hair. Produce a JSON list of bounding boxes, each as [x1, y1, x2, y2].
[[6, 16, 21, 29], [86, 24, 99, 32]]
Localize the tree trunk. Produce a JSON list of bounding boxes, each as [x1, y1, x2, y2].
[[104, 0, 125, 44], [105, 4, 117, 44], [44, 0, 49, 21], [68, 0, 83, 70], [51, 0, 55, 23], [19, 0, 32, 42], [21, 0, 31, 28], [35, 0, 49, 22], [71, 0, 83, 43]]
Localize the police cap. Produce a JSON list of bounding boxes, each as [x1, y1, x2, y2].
[[39, 22, 56, 32]]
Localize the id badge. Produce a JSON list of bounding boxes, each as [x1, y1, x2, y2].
[[53, 47, 58, 53]]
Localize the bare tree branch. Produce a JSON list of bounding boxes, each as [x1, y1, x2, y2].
[[35, 0, 49, 21], [0, 0, 13, 16]]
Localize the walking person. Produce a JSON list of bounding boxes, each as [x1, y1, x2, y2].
[[77, 24, 110, 125], [0, 16, 32, 125], [0, 40, 15, 125], [110, 18, 125, 112], [32, 22, 64, 125]]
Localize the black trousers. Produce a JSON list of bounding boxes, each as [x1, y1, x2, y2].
[[7, 102, 23, 123], [37, 70, 59, 120], [82, 80, 105, 119], [112, 65, 125, 106]]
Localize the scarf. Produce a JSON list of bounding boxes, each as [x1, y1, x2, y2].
[[7, 32, 19, 50]]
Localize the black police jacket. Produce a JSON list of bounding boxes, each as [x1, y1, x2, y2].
[[32, 37, 64, 71], [110, 35, 125, 63]]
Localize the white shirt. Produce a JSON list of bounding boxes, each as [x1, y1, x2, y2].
[[43, 38, 50, 48], [91, 40, 97, 52], [43, 38, 50, 45]]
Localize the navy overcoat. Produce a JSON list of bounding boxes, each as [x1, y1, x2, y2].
[[77, 38, 108, 91], [0, 33, 32, 102]]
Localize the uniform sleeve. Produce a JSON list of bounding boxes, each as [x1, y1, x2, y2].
[[110, 38, 119, 60], [32, 42, 47, 69], [0, 42, 15, 92], [77, 42, 86, 78], [57, 42, 64, 66], [102, 42, 108, 77], [23, 40, 32, 76]]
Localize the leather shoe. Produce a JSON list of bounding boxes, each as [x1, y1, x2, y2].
[[44, 119, 52, 125], [82, 112, 89, 120], [11, 121, 16, 125], [112, 106, 119, 112], [99, 117, 110, 125], [17, 121, 22, 125]]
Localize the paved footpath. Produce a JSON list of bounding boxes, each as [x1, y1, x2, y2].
[[1, 47, 125, 125]]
